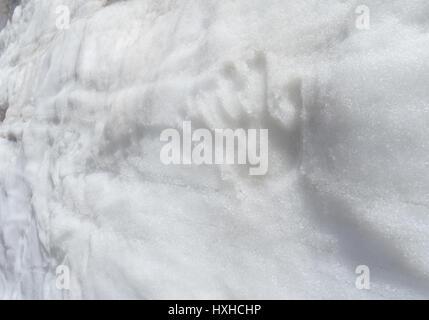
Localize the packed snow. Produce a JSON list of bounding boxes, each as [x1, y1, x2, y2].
[[1, 0, 429, 299]]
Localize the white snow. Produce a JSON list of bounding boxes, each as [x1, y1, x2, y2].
[[1, 0, 429, 299]]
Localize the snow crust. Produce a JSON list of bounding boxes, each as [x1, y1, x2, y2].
[[1, 0, 429, 299]]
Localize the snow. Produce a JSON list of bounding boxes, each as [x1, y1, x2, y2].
[[1, 0, 429, 299]]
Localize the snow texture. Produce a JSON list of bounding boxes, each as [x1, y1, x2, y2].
[[1, 0, 429, 299]]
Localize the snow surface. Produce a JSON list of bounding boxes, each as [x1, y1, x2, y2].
[[1, 0, 429, 299]]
